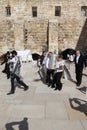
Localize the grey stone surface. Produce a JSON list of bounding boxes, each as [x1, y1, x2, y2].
[[0, 62, 87, 130]]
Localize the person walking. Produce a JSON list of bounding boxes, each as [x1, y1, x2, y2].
[[74, 50, 85, 87], [1, 51, 10, 79], [7, 50, 29, 95]]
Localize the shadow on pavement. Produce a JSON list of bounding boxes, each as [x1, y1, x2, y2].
[[5, 117, 29, 130], [70, 79, 76, 84], [83, 73, 87, 77], [77, 86, 87, 94], [33, 79, 41, 82], [69, 98, 87, 116]]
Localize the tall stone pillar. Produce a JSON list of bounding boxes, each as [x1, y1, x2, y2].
[[14, 20, 24, 50], [48, 19, 58, 53]]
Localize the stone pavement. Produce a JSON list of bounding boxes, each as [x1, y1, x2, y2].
[[0, 62, 87, 130]]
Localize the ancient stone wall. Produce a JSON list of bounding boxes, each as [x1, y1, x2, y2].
[[0, 19, 15, 53], [24, 19, 48, 54], [0, 0, 87, 54]]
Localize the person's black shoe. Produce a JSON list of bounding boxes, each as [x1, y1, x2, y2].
[[54, 88, 58, 90], [76, 84, 81, 89], [2, 70, 6, 73], [24, 86, 29, 91], [7, 91, 14, 95], [7, 76, 10, 79], [76, 83, 80, 86], [77, 84, 80, 86], [51, 85, 55, 88], [48, 83, 51, 87]]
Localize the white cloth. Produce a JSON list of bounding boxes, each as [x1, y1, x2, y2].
[[9, 56, 18, 70], [69, 55, 74, 62], [42, 52, 49, 65], [55, 60, 65, 72], [76, 55, 80, 64], [17, 50, 32, 62], [45, 57, 50, 69], [50, 54, 57, 69], [44, 53, 57, 70], [27, 55, 33, 61]]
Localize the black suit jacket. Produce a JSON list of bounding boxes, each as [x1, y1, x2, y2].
[[74, 55, 84, 69]]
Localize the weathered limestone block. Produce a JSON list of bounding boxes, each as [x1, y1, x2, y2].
[[0, 0, 87, 53], [24, 19, 48, 53], [49, 19, 58, 53]]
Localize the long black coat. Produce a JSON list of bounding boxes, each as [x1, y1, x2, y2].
[[74, 55, 85, 69]]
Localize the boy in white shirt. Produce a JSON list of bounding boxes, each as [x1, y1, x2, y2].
[[52, 55, 64, 90]]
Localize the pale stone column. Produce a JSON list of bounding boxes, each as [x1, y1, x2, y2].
[[48, 19, 58, 53], [14, 20, 24, 50]]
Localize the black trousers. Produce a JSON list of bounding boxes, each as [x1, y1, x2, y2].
[[46, 69, 54, 84], [11, 74, 27, 93], [52, 72, 63, 90], [2, 63, 10, 78], [76, 67, 83, 85], [6, 64, 10, 78]]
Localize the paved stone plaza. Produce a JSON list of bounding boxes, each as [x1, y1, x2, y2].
[[0, 62, 87, 130]]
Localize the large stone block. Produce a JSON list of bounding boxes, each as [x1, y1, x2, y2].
[[0, 0, 87, 53]]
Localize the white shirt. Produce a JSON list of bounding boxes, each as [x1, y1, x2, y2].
[[69, 55, 74, 62], [45, 57, 50, 69], [10, 56, 18, 70], [76, 55, 80, 64], [55, 60, 65, 72]]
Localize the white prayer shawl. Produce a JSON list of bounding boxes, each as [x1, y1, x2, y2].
[[9, 56, 21, 77], [50, 54, 57, 69], [42, 52, 49, 65]]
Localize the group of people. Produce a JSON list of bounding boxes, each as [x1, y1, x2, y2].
[[1, 50, 29, 95], [1, 49, 86, 94], [37, 51, 65, 90], [38, 50, 86, 90]]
